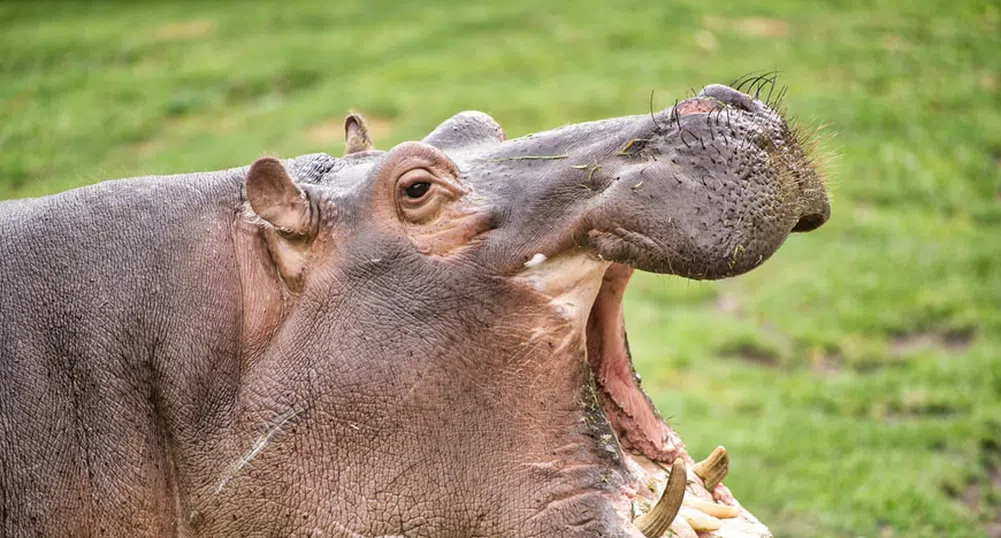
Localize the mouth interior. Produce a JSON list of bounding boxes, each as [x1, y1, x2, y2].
[[583, 263, 768, 536], [585, 263, 681, 465]]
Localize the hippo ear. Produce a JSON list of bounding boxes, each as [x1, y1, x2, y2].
[[344, 112, 374, 155], [245, 158, 318, 291], [422, 111, 505, 150], [245, 158, 315, 237]]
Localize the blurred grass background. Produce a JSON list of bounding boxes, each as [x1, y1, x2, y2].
[[2, 1, 999, 536]]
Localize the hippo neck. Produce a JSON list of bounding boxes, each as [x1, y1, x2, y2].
[[198, 264, 628, 535]]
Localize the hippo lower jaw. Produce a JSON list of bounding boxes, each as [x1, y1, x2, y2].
[[520, 256, 772, 537], [620, 453, 771, 538]]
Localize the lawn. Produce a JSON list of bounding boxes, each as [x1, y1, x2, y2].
[[2, 1, 1000, 536]]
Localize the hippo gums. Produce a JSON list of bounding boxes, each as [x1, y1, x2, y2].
[[0, 80, 829, 537]]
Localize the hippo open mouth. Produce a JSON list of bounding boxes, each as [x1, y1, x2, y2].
[[517, 249, 775, 536], [587, 264, 666, 464], [505, 81, 829, 537], [585, 262, 768, 537]]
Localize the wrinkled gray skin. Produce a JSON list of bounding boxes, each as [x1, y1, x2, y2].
[[0, 84, 828, 537]]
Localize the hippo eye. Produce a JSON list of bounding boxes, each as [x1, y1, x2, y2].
[[395, 166, 463, 225], [404, 182, 431, 199]]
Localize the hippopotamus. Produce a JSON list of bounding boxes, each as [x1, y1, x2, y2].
[[0, 81, 829, 538]]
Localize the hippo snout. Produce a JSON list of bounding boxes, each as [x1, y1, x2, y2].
[[692, 81, 832, 234], [695, 83, 831, 235], [586, 81, 831, 277], [414, 79, 831, 281]]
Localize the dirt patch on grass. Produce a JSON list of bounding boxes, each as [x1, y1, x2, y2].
[[135, 137, 167, 159], [890, 333, 938, 356], [154, 19, 217, 41], [713, 292, 742, 315], [701, 15, 789, 37], [942, 327, 976, 351], [890, 327, 975, 357], [952, 423, 1001, 536], [981, 72, 998, 93], [735, 17, 789, 37], [720, 341, 779, 367], [808, 348, 842, 376], [975, 468, 1001, 535], [886, 389, 958, 419]]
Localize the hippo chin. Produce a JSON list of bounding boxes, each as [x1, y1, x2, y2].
[[0, 82, 828, 538]]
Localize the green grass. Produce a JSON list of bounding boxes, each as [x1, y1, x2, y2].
[[3, 1, 1000, 536]]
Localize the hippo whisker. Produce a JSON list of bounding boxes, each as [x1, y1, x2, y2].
[[729, 70, 767, 92], [754, 72, 781, 100], [734, 71, 770, 95], [744, 73, 767, 95], [678, 129, 695, 148], [649, 88, 662, 130], [772, 85, 790, 110]]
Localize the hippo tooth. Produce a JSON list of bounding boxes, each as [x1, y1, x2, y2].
[[635, 459, 686, 538], [679, 506, 724, 532], [694, 445, 729, 490], [669, 517, 699, 538], [681, 496, 740, 519], [523, 253, 547, 267]]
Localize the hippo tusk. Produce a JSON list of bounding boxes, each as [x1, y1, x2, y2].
[[635, 459, 687, 538], [693, 445, 728, 490]]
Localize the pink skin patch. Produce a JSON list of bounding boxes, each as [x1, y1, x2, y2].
[[714, 482, 737, 506], [587, 265, 682, 463], [675, 98, 721, 116]]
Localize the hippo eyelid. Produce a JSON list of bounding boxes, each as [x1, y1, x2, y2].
[[396, 167, 464, 200], [398, 167, 435, 189]]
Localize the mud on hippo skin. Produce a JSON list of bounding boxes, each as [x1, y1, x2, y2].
[[0, 80, 828, 538]]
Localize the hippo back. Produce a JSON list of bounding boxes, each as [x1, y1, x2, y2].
[[0, 170, 247, 536]]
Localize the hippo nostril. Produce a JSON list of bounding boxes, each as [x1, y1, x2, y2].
[[792, 212, 827, 233], [698, 84, 756, 113]]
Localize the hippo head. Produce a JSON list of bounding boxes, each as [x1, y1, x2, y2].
[[231, 82, 829, 537]]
